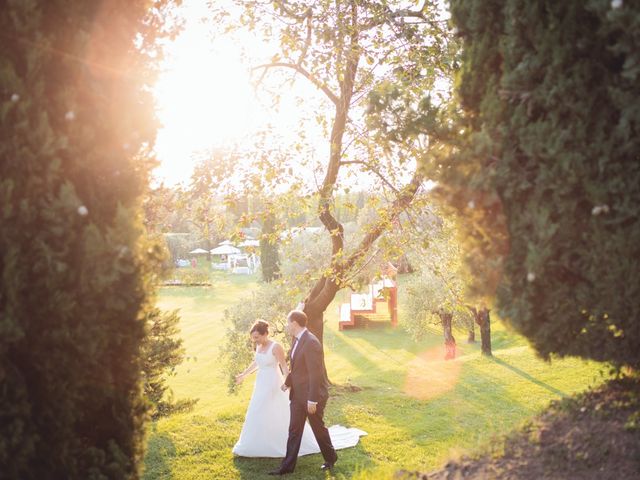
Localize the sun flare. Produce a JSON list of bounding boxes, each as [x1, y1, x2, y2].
[[152, 4, 254, 185], [151, 1, 329, 187]]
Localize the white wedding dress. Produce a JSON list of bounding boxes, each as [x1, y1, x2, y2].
[[232, 341, 367, 458]]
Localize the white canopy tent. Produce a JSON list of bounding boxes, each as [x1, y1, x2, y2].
[[189, 248, 209, 254], [210, 245, 241, 255], [238, 239, 260, 247]]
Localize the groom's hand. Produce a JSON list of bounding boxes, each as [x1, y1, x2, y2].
[[307, 401, 317, 415], [281, 384, 289, 392]]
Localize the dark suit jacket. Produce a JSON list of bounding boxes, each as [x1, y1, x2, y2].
[[284, 330, 329, 403]]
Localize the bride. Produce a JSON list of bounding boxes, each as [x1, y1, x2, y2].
[[232, 319, 365, 458]]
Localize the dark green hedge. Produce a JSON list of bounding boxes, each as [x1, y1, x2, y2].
[[449, 0, 640, 366], [0, 1, 165, 478]]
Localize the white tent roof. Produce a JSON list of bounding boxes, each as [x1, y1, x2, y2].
[[239, 239, 260, 247], [189, 248, 209, 254], [218, 240, 234, 246], [210, 245, 241, 255]]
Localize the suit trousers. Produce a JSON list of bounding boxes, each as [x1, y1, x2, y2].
[[280, 397, 337, 472]]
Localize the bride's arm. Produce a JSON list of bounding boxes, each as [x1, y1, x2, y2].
[[235, 360, 257, 384], [273, 343, 289, 377]]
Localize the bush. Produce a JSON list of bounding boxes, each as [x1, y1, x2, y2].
[[449, 0, 640, 367], [141, 308, 198, 419], [164, 267, 212, 286], [0, 1, 169, 478]]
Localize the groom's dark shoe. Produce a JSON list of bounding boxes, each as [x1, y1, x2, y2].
[[321, 453, 338, 471], [268, 469, 292, 476], [320, 462, 335, 472]]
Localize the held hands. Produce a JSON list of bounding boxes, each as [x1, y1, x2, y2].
[[280, 384, 289, 392]]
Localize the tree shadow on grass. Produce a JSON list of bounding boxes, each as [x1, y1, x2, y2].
[[489, 327, 528, 351], [322, 329, 570, 472], [332, 361, 564, 472], [316, 317, 595, 479], [490, 356, 567, 397], [143, 423, 177, 480], [325, 325, 441, 374], [325, 328, 390, 368], [338, 324, 441, 352], [231, 456, 279, 480]]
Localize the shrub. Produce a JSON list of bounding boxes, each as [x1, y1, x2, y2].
[[0, 1, 170, 477], [449, 0, 640, 367], [141, 308, 198, 419]]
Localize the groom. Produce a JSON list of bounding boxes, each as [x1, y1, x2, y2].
[[269, 310, 338, 475]]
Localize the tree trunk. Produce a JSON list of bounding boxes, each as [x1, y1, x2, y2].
[[468, 306, 492, 356], [302, 276, 339, 345], [396, 254, 413, 274], [441, 312, 456, 360], [467, 321, 476, 343], [478, 308, 492, 356], [305, 307, 325, 344]]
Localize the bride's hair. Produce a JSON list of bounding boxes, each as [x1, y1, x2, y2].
[[250, 319, 269, 336]]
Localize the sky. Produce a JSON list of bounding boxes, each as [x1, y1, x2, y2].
[[151, 0, 325, 187], [152, 0, 254, 185]]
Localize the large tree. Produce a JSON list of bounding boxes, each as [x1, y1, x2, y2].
[[447, 0, 640, 367], [0, 1, 173, 477], [215, 0, 455, 342]]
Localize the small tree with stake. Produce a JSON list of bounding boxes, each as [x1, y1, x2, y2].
[[403, 215, 472, 360]]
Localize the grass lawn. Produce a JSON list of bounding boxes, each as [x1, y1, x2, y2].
[[143, 273, 607, 480]]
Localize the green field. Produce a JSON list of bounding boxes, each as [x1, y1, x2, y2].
[[143, 273, 606, 479]]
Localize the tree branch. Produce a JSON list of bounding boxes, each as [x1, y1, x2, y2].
[[341, 247, 381, 287], [344, 171, 423, 272], [273, 0, 311, 21], [296, 7, 313, 67], [252, 62, 339, 106], [361, 2, 428, 30], [340, 160, 400, 194]]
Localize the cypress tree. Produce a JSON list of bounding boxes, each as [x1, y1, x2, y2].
[[0, 1, 168, 477], [448, 0, 640, 367]]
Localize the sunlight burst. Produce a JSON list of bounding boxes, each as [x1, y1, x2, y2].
[[403, 346, 463, 400], [153, 5, 254, 184]]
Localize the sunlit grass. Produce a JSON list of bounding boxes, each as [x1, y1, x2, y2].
[[143, 274, 607, 479]]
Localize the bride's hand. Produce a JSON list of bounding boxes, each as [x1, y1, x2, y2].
[[235, 373, 245, 384], [280, 384, 288, 392]]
